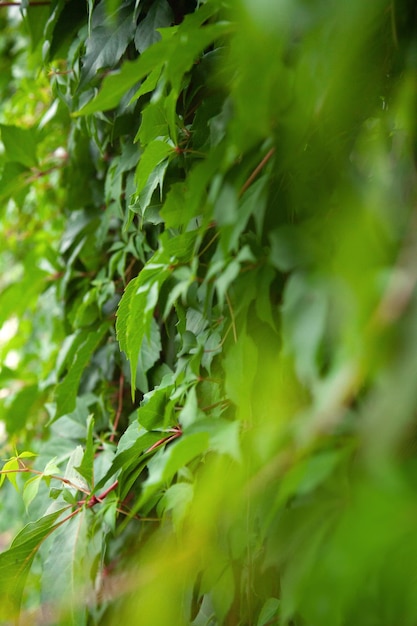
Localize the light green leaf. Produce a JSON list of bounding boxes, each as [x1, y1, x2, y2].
[[64, 446, 89, 493], [136, 318, 162, 393], [55, 323, 110, 418], [43, 457, 61, 476], [0, 458, 19, 490], [257, 598, 280, 626], [116, 260, 171, 398], [160, 482, 193, 530], [131, 158, 169, 219], [139, 431, 209, 506], [74, 415, 95, 487], [135, 140, 174, 196], [23, 475, 42, 511], [0, 124, 38, 168], [136, 100, 169, 145], [41, 509, 91, 625], [0, 508, 68, 621]]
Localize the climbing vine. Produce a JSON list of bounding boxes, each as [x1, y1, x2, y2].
[[1, 1, 417, 624]]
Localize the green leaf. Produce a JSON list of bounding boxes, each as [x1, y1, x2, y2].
[[136, 318, 162, 393], [257, 598, 280, 626], [138, 385, 174, 429], [134, 0, 174, 53], [0, 124, 38, 168], [55, 323, 110, 418], [116, 260, 172, 398], [41, 509, 92, 625], [138, 431, 209, 506], [75, 4, 229, 115], [22, 475, 42, 511], [131, 158, 169, 220], [0, 508, 68, 621], [64, 446, 90, 493], [160, 482, 193, 530], [186, 418, 241, 461], [136, 100, 170, 145], [74, 415, 95, 487], [135, 140, 174, 196], [282, 273, 328, 387], [0, 458, 20, 490], [79, 4, 136, 89], [25, 6, 51, 50]]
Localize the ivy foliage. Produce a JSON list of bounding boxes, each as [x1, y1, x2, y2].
[[1, 1, 417, 624]]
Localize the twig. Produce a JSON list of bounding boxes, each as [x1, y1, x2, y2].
[[239, 147, 276, 198], [0, 466, 90, 494], [0, 1, 50, 5]]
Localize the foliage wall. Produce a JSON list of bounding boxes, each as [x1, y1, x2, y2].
[[1, 1, 417, 624]]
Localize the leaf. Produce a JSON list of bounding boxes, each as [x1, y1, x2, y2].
[[0, 508, 68, 621], [138, 431, 209, 507], [0, 124, 38, 168], [25, 5, 51, 50], [257, 598, 280, 626], [0, 161, 29, 206], [79, 4, 136, 89], [160, 482, 193, 530], [134, 0, 174, 53], [75, 4, 229, 115], [0, 458, 19, 490], [138, 385, 174, 429], [131, 158, 169, 219], [74, 415, 95, 486], [136, 100, 169, 145], [23, 475, 42, 511], [55, 323, 110, 418], [116, 260, 172, 397], [186, 418, 241, 461], [41, 509, 91, 626], [136, 318, 162, 393], [282, 273, 328, 387], [135, 140, 174, 196], [64, 446, 89, 493]]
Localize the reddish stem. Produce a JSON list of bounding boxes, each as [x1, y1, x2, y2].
[[239, 147, 276, 197]]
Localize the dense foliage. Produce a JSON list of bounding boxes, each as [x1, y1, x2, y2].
[[1, 1, 417, 624]]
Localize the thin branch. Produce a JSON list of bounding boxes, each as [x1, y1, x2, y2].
[[239, 147, 276, 198], [0, 466, 90, 494], [0, 1, 50, 5]]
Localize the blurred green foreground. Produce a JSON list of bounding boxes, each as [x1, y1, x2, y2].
[[1, 1, 417, 625]]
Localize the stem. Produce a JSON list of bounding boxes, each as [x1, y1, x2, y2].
[[0, 466, 90, 494], [198, 231, 219, 258], [0, 1, 50, 5], [239, 147, 276, 197], [82, 480, 119, 508]]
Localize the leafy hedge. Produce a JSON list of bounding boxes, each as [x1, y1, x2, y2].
[[1, 1, 417, 624]]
